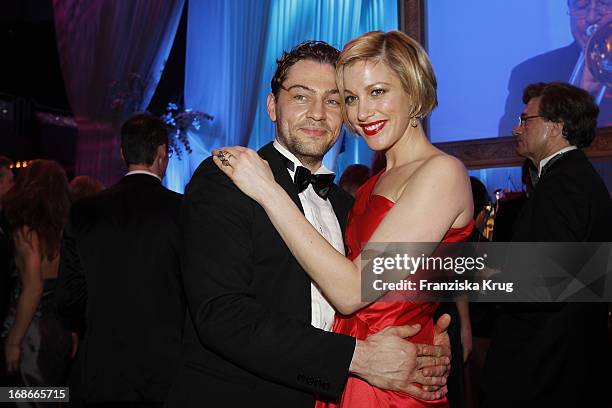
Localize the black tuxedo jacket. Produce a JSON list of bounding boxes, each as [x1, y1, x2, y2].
[[483, 149, 612, 407], [165, 143, 355, 408], [56, 174, 185, 404]]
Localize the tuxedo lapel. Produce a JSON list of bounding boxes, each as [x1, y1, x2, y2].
[[259, 143, 305, 215], [258, 143, 311, 322]]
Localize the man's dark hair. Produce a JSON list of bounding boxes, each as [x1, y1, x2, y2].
[[120, 113, 169, 166], [523, 82, 599, 148], [270, 40, 340, 99]]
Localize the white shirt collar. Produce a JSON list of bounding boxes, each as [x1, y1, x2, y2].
[[273, 139, 333, 179], [125, 170, 161, 181], [538, 146, 577, 177]]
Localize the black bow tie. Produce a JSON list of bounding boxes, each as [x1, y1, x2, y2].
[[293, 166, 335, 199], [277, 152, 335, 199]]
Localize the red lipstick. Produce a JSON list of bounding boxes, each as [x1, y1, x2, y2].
[[359, 120, 388, 136]]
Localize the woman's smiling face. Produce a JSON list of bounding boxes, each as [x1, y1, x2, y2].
[[342, 60, 414, 152]]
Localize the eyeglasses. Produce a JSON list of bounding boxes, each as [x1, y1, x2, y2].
[[569, 0, 612, 15], [517, 115, 543, 127]]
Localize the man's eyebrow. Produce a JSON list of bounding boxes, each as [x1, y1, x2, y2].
[[283, 84, 315, 93], [283, 84, 339, 95]]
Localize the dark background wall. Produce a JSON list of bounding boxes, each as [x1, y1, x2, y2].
[[0, 0, 187, 177]]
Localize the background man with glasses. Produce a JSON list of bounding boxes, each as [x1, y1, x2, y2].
[[483, 82, 612, 407], [499, 0, 611, 134]]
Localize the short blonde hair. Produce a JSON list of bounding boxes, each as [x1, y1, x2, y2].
[[336, 31, 438, 129]]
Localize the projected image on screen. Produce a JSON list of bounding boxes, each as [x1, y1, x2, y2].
[[499, 0, 611, 134], [428, 0, 611, 143]]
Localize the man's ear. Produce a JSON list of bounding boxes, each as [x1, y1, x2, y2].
[[156, 144, 167, 161], [120, 148, 125, 163], [266, 93, 277, 122], [550, 121, 565, 140]]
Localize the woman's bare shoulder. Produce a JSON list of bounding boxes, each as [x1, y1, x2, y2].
[[421, 151, 466, 174], [398, 152, 467, 191]]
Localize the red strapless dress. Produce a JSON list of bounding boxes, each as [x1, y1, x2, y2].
[[317, 170, 473, 408]]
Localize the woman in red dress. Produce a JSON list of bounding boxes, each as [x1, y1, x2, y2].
[[214, 31, 473, 407]]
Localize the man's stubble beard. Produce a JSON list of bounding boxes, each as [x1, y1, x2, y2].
[[278, 128, 337, 169]]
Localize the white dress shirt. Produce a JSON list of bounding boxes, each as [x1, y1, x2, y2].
[[125, 170, 162, 181], [273, 140, 343, 331]]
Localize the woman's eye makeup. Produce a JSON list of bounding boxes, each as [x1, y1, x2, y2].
[[371, 88, 386, 96], [345, 95, 357, 105]]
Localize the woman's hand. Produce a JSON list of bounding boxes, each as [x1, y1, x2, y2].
[[4, 336, 21, 374], [212, 147, 277, 204], [13, 227, 35, 259]]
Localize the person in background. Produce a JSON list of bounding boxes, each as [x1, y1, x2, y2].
[[463, 176, 494, 408], [0, 157, 15, 317], [492, 159, 536, 243], [468, 177, 490, 243], [2, 160, 73, 397], [338, 164, 371, 197], [484, 82, 612, 407], [69, 175, 104, 202], [499, 0, 611, 133], [56, 113, 185, 406], [0, 156, 14, 386]]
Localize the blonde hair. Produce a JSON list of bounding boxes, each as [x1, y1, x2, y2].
[[336, 31, 438, 131]]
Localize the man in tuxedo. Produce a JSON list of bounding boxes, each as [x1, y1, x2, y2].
[[166, 41, 451, 407], [56, 114, 185, 406], [483, 82, 612, 407]]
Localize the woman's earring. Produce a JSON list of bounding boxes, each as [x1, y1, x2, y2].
[[410, 118, 419, 128]]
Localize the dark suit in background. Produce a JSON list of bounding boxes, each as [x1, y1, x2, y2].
[[166, 143, 355, 408], [483, 149, 612, 407], [56, 173, 185, 405]]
